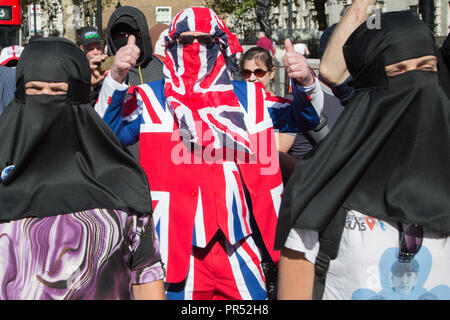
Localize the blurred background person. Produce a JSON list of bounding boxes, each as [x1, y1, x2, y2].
[[257, 31, 275, 57], [0, 45, 23, 68], [79, 27, 108, 106], [293, 40, 310, 57]]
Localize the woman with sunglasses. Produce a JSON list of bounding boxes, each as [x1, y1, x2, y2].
[[239, 47, 306, 184], [95, 7, 324, 300], [239, 47, 276, 93]]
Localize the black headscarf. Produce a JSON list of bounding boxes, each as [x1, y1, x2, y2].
[[0, 37, 152, 222], [275, 11, 450, 250], [106, 6, 153, 68]]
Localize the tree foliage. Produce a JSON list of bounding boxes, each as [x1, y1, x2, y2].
[[205, 0, 329, 37], [205, 0, 257, 37]]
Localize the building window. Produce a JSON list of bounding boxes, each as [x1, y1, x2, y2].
[[156, 6, 171, 25]]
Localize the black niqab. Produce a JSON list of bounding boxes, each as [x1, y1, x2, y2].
[[0, 37, 152, 222], [275, 11, 450, 250], [106, 6, 153, 68]]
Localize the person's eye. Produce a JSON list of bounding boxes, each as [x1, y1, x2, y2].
[[420, 65, 435, 71], [386, 69, 402, 76], [25, 86, 41, 93]]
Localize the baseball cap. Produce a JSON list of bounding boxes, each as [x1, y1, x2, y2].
[[80, 27, 103, 46], [0, 45, 24, 67]]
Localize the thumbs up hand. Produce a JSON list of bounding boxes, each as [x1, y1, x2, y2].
[[283, 38, 314, 87], [111, 35, 141, 83]]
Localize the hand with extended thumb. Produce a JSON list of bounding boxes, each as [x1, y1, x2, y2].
[[282, 38, 314, 87], [284, 38, 295, 53], [111, 35, 140, 83]]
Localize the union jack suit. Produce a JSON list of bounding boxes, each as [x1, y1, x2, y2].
[[95, 73, 323, 299]]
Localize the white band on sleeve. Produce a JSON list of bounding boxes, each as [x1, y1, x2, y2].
[[284, 228, 320, 264]]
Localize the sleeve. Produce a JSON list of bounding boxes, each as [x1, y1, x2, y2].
[[267, 75, 324, 133], [94, 73, 143, 146], [0, 67, 15, 115], [283, 228, 320, 264], [129, 214, 165, 285], [325, 75, 356, 106]]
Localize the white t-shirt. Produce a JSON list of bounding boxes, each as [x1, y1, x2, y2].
[[285, 210, 450, 300], [293, 43, 307, 55]]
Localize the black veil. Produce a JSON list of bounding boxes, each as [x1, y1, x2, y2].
[[0, 37, 152, 222], [275, 11, 450, 250]]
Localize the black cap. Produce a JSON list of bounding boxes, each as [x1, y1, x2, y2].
[[80, 27, 103, 46]]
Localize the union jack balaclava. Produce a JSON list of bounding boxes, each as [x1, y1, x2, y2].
[[164, 7, 252, 153]]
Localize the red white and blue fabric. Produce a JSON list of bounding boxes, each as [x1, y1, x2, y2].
[[166, 233, 268, 300], [163, 7, 252, 153], [94, 7, 323, 299], [95, 75, 321, 293]]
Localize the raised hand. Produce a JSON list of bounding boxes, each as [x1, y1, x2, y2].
[[110, 35, 140, 83], [89, 53, 108, 87], [283, 38, 314, 87]]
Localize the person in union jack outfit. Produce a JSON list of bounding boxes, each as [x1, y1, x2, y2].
[[95, 7, 324, 300]]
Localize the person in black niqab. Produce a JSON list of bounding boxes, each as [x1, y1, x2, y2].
[[0, 37, 166, 300], [275, 11, 450, 300], [0, 37, 153, 220]]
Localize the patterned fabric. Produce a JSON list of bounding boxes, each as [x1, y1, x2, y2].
[[96, 76, 294, 285], [163, 7, 251, 152], [0, 66, 15, 116], [0, 209, 163, 300], [166, 232, 267, 300], [139, 79, 284, 285], [286, 210, 450, 300], [95, 71, 324, 288]]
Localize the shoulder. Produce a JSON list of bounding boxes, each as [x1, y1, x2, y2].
[[0, 66, 15, 81]]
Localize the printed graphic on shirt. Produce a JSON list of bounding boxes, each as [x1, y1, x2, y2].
[[352, 246, 450, 300], [345, 212, 385, 232]]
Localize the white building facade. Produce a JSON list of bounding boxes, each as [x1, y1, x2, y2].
[[325, 0, 449, 36], [266, 0, 450, 43]]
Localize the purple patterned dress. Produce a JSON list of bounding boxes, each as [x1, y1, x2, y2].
[[0, 209, 164, 300]]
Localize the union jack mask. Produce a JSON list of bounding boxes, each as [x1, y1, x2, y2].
[[163, 7, 253, 154]]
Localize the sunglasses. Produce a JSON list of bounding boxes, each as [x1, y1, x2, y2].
[[241, 68, 268, 79], [175, 35, 216, 46], [398, 223, 423, 263]]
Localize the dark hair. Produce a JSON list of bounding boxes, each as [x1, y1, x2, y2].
[[239, 46, 274, 73]]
